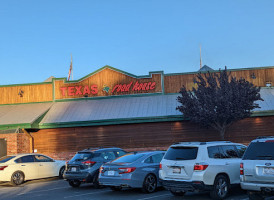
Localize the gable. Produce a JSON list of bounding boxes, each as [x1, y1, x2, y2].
[[54, 66, 163, 100]]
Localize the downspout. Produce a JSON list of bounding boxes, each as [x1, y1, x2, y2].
[[22, 128, 34, 153]]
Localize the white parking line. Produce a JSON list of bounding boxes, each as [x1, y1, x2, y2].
[[17, 186, 68, 195], [63, 190, 108, 199], [136, 193, 171, 200]]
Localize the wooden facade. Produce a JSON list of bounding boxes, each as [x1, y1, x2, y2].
[[1, 66, 274, 105], [30, 116, 274, 160]]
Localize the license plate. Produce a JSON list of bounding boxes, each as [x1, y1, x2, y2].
[[264, 167, 274, 175], [107, 171, 115, 176], [71, 167, 77, 172], [172, 167, 181, 174]]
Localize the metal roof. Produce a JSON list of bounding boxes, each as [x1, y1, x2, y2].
[[0, 103, 52, 125], [40, 94, 181, 124], [39, 88, 274, 126]]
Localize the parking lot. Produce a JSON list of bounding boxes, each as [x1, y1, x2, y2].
[[0, 178, 263, 200]]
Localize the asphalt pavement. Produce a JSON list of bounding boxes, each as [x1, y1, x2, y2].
[[0, 178, 272, 200]]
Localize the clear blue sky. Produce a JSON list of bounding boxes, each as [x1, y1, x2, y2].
[[1, 0, 274, 85]]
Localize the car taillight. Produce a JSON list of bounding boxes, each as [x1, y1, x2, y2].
[[266, 140, 274, 143], [240, 163, 244, 175], [194, 164, 208, 171], [99, 166, 104, 173], [0, 166, 8, 170], [159, 163, 162, 170], [118, 167, 136, 174], [82, 161, 96, 166]]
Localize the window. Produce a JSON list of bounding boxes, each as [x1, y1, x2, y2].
[[151, 153, 164, 163], [208, 146, 223, 159], [221, 145, 239, 158], [243, 142, 274, 160], [34, 155, 53, 162], [0, 156, 15, 163], [144, 156, 153, 163], [71, 152, 94, 162], [15, 155, 35, 163], [112, 153, 146, 163], [101, 151, 116, 160], [164, 147, 198, 160], [115, 150, 127, 158], [235, 145, 246, 158]]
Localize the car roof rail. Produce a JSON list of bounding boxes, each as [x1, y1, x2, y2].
[[256, 136, 274, 139]]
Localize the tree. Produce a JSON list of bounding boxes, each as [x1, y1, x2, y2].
[[176, 67, 263, 140]]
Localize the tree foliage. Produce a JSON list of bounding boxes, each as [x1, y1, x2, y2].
[[176, 68, 263, 140]]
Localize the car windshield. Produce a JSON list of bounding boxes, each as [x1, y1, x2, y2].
[[164, 146, 198, 160], [243, 142, 274, 160], [0, 156, 15, 163], [112, 153, 146, 163], [70, 152, 94, 162]]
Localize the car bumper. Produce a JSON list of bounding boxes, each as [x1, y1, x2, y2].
[[63, 171, 94, 182], [160, 179, 212, 192], [241, 181, 274, 192], [99, 175, 142, 188]]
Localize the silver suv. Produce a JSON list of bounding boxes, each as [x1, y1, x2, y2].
[[159, 141, 246, 199], [240, 136, 274, 199]]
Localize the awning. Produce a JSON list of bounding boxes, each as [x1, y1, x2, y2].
[[0, 103, 53, 130], [39, 94, 182, 128]]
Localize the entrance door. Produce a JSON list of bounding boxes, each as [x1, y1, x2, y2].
[[0, 139, 7, 158]]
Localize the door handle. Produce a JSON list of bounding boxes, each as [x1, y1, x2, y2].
[[39, 164, 43, 166], [21, 165, 25, 166], [225, 162, 229, 165]]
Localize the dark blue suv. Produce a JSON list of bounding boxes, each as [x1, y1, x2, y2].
[[64, 147, 126, 188]]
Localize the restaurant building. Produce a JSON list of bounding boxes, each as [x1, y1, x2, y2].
[[0, 65, 274, 160]]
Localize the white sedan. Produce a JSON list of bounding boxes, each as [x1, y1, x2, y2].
[[0, 153, 66, 185]]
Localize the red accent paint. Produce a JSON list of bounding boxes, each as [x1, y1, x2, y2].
[[83, 85, 91, 95], [75, 86, 82, 95], [60, 87, 67, 96], [68, 87, 75, 96], [91, 85, 98, 94]]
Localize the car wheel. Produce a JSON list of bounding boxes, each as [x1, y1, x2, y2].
[[142, 174, 157, 193], [68, 180, 81, 187], [170, 190, 186, 196], [59, 166, 65, 179], [11, 171, 24, 186], [93, 172, 101, 189], [110, 186, 122, 191], [247, 191, 265, 200], [210, 174, 230, 200]]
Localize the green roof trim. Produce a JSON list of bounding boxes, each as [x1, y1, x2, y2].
[[164, 65, 274, 76], [38, 115, 185, 129], [0, 123, 32, 131]]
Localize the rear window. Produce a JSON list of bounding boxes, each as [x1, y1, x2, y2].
[[71, 152, 94, 162], [0, 156, 15, 163], [164, 146, 198, 160], [112, 153, 146, 163], [243, 142, 274, 160]]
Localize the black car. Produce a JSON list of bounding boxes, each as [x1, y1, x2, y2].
[[64, 147, 127, 188]]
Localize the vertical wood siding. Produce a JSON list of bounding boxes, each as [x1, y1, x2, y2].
[[31, 116, 274, 157], [0, 84, 53, 105]]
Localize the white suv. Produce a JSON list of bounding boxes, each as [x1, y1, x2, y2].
[[159, 141, 246, 199], [240, 136, 274, 200]]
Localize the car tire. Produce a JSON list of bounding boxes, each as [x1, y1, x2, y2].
[[110, 186, 122, 191], [93, 172, 101, 189], [170, 190, 186, 196], [142, 174, 157, 193], [247, 191, 265, 200], [59, 166, 65, 179], [68, 180, 81, 187], [11, 171, 25, 186], [210, 174, 230, 200]]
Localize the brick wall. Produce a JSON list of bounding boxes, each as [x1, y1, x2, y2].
[[0, 133, 30, 155]]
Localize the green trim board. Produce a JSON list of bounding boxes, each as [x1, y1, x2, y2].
[[38, 115, 185, 129], [0, 123, 32, 131]]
